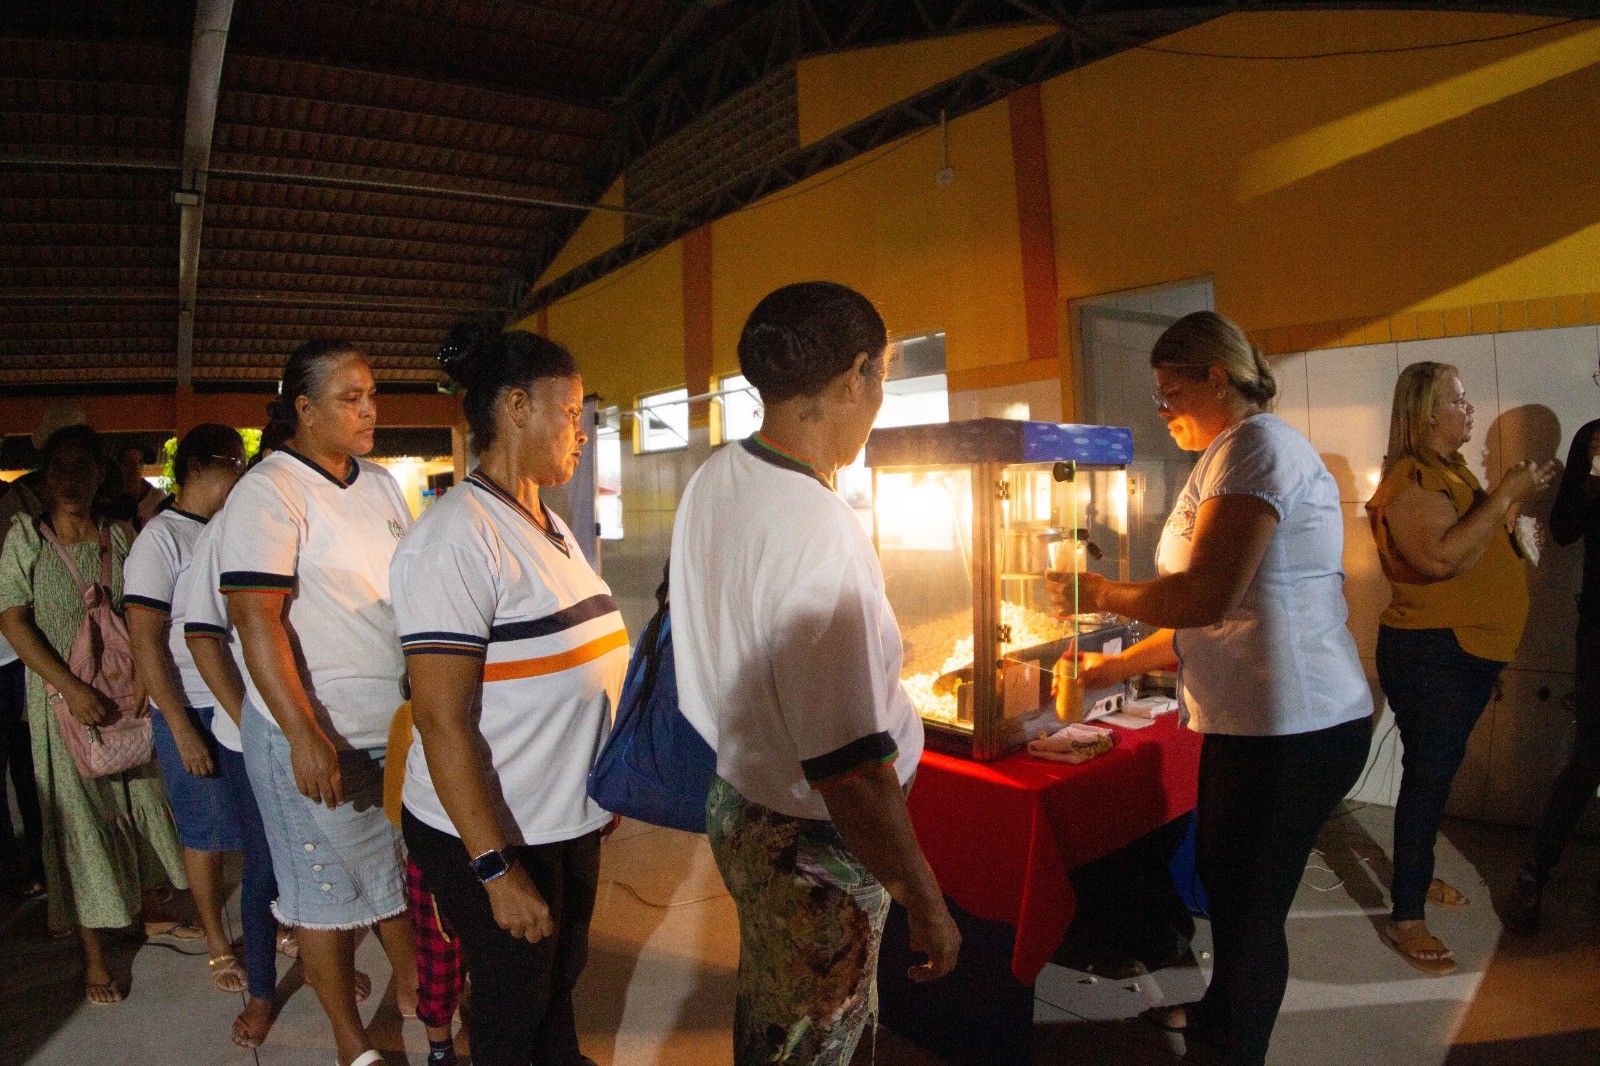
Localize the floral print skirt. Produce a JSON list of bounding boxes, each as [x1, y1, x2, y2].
[[706, 775, 889, 1066]]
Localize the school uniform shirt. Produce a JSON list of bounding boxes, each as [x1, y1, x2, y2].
[[670, 436, 924, 823], [174, 516, 242, 752], [1155, 413, 1371, 737], [391, 472, 625, 846], [217, 448, 411, 751], [123, 506, 222, 724]]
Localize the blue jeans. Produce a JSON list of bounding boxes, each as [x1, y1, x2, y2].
[[1377, 625, 1506, 922], [217, 742, 278, 1001]]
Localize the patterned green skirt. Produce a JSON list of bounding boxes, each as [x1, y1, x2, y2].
[[706, 775, 889, 1066]]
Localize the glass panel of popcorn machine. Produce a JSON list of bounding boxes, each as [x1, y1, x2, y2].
[[996, 463, 1130, 720], [873, 466, 976, 732]]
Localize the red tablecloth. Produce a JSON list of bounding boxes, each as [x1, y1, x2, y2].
[[907, 715, 1202, 984]]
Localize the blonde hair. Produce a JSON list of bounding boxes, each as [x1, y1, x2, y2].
[[1384, 361, 1459, 472], [1149, 311, 1277, 407]]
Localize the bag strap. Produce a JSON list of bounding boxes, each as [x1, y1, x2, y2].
[[628, 559, 672, 698], [98, 525, 113, 589], [37, 519, 92, 596]]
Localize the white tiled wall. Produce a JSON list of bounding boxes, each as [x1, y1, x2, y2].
[[1285, 323, 1600, 828]]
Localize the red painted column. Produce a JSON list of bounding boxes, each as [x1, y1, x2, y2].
[[683, 225, 714, 427], [1008, 83, 1059, 367]]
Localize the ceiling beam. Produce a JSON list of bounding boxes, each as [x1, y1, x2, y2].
[[175, 0, 233, 390], [0, 157, 665, 217]]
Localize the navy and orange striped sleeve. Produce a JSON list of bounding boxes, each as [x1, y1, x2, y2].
[[399, 631, 488, 659]]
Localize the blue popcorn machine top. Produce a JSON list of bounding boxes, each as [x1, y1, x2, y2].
[[864, 419, 1136, 761]]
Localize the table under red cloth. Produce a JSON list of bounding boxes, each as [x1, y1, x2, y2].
[[907, 714, 1202, 984]]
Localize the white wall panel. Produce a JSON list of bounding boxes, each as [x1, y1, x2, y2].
[[1305, 342, 1398, 505]]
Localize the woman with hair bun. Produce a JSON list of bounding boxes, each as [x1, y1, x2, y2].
[[1049, 311, 1372, 1066], [220, 341, 418, 1066], [392, 318, 624, 1066], [672, 282, 959, 1065]]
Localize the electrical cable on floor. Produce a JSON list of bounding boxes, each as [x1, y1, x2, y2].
[[601, 878, 729, 909]]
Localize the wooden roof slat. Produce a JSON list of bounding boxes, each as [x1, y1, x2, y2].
[[204, 228, 521, 268], [224, 54, 614, 134], [218, 86, 602, 157], [199, 247, 507, 284], [208, 126, 584, 189], [205, 205, 529, 248]]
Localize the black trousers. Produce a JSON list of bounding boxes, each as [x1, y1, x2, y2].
[[1194, 716, 1370, 1066], [404, 808, 602, 1066], [0, 658, 41, 881], [1531, 616, 1600, 881]]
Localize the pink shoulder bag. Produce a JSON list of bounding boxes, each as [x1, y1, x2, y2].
[[39, 522, 152, 779]]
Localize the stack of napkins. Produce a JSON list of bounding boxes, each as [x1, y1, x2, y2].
[[1125, 695, 1178, 719], [1028, 723, 1115, 764]]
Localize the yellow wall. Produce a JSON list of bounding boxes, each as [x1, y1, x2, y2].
[[536, 177, 626, 289], [712, 99, 1027, 378], [797, 24, 1054, 145], [530, 9, 1600, 413], [1042, 10, 1600, 333], [533, 241, 684, 407]]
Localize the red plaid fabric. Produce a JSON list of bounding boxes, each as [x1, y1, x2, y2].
[[406, 858, 464, 1028]]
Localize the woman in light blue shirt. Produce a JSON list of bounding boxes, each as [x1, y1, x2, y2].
[[1050, 311, 1371, 1066]]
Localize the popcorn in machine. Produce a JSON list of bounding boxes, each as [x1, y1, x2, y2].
[[864, 419, 1135, 761]]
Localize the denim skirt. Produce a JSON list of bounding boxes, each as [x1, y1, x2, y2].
[[240, 701, 406, 930], [150, 705, 245, 852]]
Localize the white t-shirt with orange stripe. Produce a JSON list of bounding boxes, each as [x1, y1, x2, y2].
[[390, 472, 626, 846]]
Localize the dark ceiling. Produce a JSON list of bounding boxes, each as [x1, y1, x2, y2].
[[0, 0, 1053, 392], [3, 1, 1589, 393]]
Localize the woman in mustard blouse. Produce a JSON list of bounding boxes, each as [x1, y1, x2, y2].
[[1367, 361, 1554, 974]]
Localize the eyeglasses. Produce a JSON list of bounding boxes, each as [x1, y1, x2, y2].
[[1152, 368, 1211, 411], [208, 455, 248, 474]]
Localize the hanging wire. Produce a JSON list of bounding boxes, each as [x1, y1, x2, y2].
[[1137, 17, 1577, 61]]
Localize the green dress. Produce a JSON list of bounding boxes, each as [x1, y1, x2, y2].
[[0, 514, 186, 932]]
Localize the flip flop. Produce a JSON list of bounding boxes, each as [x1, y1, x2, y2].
[[1380, 919, 1457, 976], [145, 920, 205, 941], [277, 928, 300, 958], [1426, 878, 1470, 908], [84, 978, 125, 1005], [343, 1050, 383, 1066], [209, 954, 248, 993]]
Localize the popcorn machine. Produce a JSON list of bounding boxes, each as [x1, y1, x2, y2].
[[865, 420, 1135, 761]]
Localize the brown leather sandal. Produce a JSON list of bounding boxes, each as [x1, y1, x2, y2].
[[1381, 919, 1457, 975], [1426, 878, 1470, 907]]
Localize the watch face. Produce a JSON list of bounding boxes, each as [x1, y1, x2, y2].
[[472, 850, 509, 882]]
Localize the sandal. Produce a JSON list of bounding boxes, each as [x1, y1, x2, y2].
[[277, 928, 300, 959], [209, 953, 248, 993], [1380, 919, 1457, 975], [233, 998, 273, 1049], [1426, 878, 1470, 908], [145, 920, 205, 941], [343, 1050, 383, 1066], [84, 978, 125, 1005]]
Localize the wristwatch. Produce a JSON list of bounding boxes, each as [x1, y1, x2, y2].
[[470, 848, 510, 884]]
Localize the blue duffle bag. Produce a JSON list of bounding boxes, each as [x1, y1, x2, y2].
[[587, 566, 715, 833]]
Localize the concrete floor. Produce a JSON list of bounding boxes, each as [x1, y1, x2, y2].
[[3, 804, 1598, 1065]]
